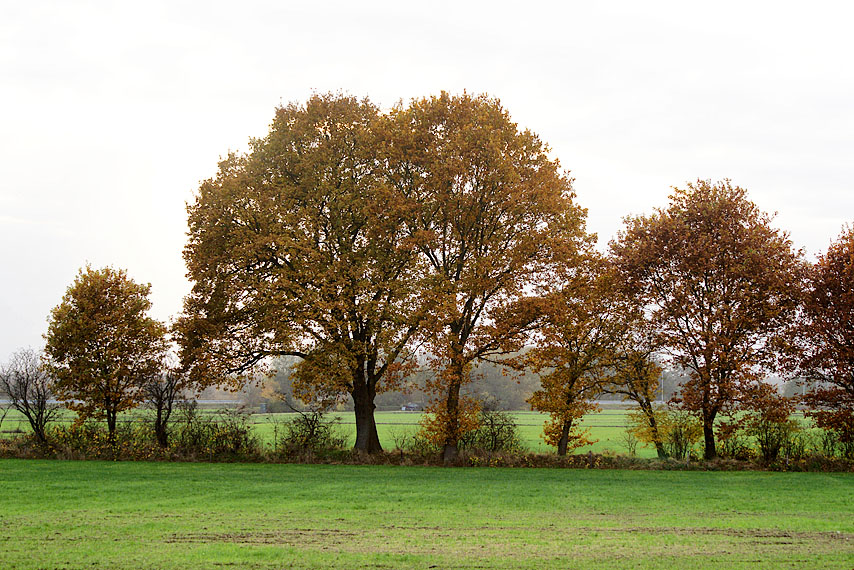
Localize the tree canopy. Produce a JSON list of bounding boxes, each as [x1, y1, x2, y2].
[[799, 224, 854, 441], [44, 266, 167, 438], [610, 180, 805, 458], [384, 92, 593, 460], [177, 94, 428, 453]]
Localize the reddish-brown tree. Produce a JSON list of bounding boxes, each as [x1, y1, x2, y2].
[[799, 224, 854, 441], [610, 180, 805, 458], [385, 92, 592, 461], [741, 382, 799, 462]]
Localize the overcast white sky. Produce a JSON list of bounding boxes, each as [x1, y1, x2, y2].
[[2, 1, 852, 361]]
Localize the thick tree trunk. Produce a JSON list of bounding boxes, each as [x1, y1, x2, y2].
[[442, 358, 463, 463], [352, 387, 382, 454], [106, 407, 117, 445], [154, 407, 168, 448], [557, 420, 572, 456], [653, 439, 667, 459], [702, 412, 717, 459], [351, 369, 382, 454]]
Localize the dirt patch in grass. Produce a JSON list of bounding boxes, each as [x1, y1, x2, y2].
[[166, 529, 359, 545], [162, 524, 854, 561], [618, 526, 854, 541]]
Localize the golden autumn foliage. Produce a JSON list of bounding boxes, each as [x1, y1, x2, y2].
[[44, 266, 166, 439], [384, 92, 592, 461], [521, 255, 617, 455], [610, 180, 806, 459], [178, 94, 428, 453]]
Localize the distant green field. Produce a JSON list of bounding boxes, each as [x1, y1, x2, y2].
[[2, 407, 814, 458], [0, 459, 851, 569], [0, 407, 643, 455], [250, 409, 642, 455]]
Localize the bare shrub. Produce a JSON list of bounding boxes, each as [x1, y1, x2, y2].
[[170, 405, 260, 460], [620, 430, 639, 456], [0, 348, 62, 443], [459, 409, 522, 453], [144, 358, 187, 448], [274, 409, 348, 458]]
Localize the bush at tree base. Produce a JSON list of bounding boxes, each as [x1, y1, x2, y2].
[[270, 410, 349, 458], [458, 409, 523, 453]]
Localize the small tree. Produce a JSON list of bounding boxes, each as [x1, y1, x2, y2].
[[522, 256, 618, 456], [144, 357, 187, 448], [742, 383, 799, 462], [0, 348, 62, 444], [605, 315, 668, 459], [44, 266, 167, 441]]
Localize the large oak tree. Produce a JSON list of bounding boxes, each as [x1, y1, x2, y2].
[[384, 92, 592, 461], [177, 94, 426, 453], [610, 180, 804, 459]]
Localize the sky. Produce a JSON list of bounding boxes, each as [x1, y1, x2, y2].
[[2, 0, 852, 362]]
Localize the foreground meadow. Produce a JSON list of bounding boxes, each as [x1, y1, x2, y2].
[[0, 460, 851, 569]]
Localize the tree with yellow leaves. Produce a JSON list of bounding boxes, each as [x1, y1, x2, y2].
[[385, 92, 592, 461], [522, 255, 621, 455], [177, 94, 427, 453], [44, 266, 166, 441]]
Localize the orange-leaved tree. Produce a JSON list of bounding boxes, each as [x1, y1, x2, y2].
[[44, 266, 167, 440], [384, 92, 592, 461], [799, 223, 854, 442], [177, 94, 427, 453], [522, 255, 623, 455], [610, 180, 805, 459]]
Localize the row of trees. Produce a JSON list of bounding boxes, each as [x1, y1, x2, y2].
[[3, 92, 851, 463], [175, 92, 853, 460]]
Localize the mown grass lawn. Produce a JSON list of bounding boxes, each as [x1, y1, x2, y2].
[[1, 459, 851, 569]]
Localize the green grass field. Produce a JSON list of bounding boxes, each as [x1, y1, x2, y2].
[[0, 459, 851, 569]]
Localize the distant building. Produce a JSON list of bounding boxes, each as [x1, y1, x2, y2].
[[401, 402, 423, 412]]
